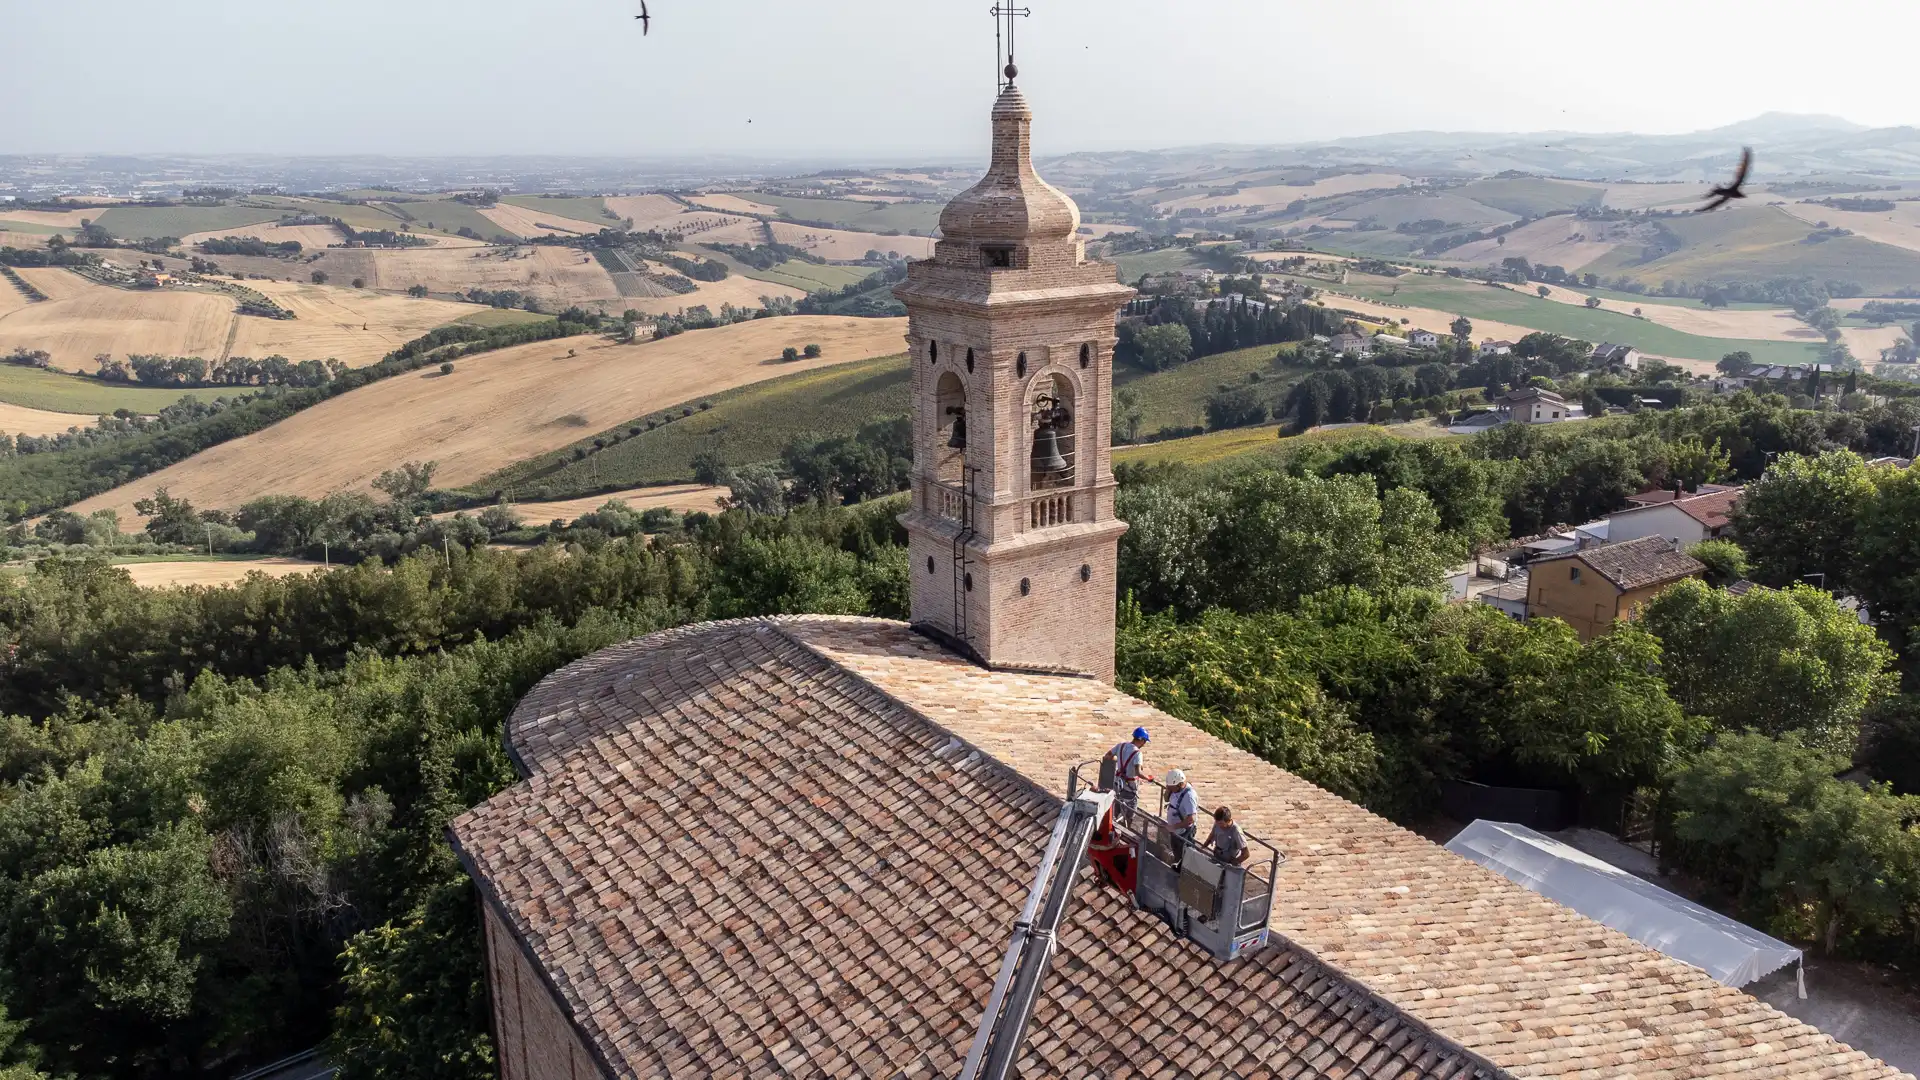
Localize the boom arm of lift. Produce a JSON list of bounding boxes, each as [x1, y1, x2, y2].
[[957, 788, 1114, 1080]]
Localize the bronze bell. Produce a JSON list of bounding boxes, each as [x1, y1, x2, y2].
[[946, 406, 967, 449], [1031, 421, 1068, 474]]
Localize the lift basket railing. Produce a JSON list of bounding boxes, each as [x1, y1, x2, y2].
[[1069, 760, 1283, 960]]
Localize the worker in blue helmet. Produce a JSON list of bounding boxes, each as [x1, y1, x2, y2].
[[1101, 727, 1151, 821]]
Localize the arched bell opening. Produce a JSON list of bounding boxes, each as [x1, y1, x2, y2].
[[1029, 373, 1076, 491], [935, 371, 968, 484]]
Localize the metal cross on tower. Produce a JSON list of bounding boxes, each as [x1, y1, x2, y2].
[[991, 3, 1031, 90]]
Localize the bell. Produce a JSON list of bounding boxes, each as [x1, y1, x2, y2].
[[946, 409, 968, 449], [1031, 423, 1068, 474]]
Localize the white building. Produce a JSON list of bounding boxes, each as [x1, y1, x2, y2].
[[1493, 386, 1570, 424], [1409, 329, 1441, 348], [1605, 488, 1742, 547]]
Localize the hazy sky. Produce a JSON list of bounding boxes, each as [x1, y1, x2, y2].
[[7, 0, 1920, 159]]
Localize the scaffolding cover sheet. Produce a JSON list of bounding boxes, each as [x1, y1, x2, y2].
[[1445, 819, 1802, 988]]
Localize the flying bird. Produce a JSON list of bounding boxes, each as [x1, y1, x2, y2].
[[1698, 147, 1753, 212], [634, 0, 649, 34]]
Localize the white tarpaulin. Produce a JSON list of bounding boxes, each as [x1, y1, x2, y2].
[[1445, 819, 1803, 989]]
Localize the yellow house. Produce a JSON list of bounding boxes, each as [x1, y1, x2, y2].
[[1526, 535, 1704, 641]]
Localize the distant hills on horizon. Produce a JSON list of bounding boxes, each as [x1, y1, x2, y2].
[[1050, 112, 1920, 185]]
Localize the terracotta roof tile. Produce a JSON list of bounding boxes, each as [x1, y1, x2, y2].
[[450, 617, 1909, 1080], [1673, 488, 1742, 530], [452, 620, 1506, 1079], [1533, 535, 1706, 592]]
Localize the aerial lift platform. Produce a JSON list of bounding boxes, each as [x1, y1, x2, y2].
[[957, 762, 1284, 1080]]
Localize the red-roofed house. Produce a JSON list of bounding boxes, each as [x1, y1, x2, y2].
[[1607, 486, 1743, 547]]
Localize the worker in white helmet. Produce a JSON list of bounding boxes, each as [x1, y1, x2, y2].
[[1163, 768, 1198, 862]]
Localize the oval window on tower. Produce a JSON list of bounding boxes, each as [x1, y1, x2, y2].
[[1016, 352, 1028, 378], [929, 340, 938, 364], [1080, 343, 1091, 369], [966, 348, 975, 373]]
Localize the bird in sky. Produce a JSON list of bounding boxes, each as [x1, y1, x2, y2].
[[1698, 147, 1753, 212], [634, 0, 649, 34]]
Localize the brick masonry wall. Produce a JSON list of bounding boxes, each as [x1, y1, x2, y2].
[[485, 902, 607, 1080]]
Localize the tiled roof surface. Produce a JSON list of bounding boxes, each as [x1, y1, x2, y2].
[[452, 620, 1506, 1079], [454, 616, 1907, 1080], [1673, 488, 1742, 530], [1536, 535, 1705, 592], [784, 618, 1908, 1080]]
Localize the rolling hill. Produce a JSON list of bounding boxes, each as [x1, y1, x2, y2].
[[65, 316, 907, 521]]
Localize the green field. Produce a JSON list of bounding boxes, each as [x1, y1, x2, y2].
[[366, 198, 505, 240], [1115, 343, 1304, 434], [468, 354, 911, 498], [1581, 205, 1920, 294], [1109, 247, 1202, 283], [736, 260, 875, 293], [1318, 271, 1823, 366], [501, 195, 616, 225], [1456, 178, 1602, 217], [267, 197, 414, 233], [0, 365, 239, 413], [0, 220, 64, 237], [1335, 193, 1515, 228], [743, 193, 942, 235], [93, 204, 283, 241], [450, 309, 555, 329], [1114, 423, 1415, 469]]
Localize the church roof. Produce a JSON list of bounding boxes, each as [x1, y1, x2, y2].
[[451, 617, 1907, 1080]]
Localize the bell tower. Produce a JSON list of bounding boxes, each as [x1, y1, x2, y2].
[[895, 70, 1135, 682]]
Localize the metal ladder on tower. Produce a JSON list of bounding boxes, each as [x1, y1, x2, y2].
[[948, 466, 976, 650]]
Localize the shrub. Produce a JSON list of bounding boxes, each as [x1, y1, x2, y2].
[[439, 362, 455, 375], [781, 346, 800, 362], [803, 343, 822, 358], [311, 270, 328, 284]]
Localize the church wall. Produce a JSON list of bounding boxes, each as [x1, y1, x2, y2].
[[485, 901, 608, 1080]]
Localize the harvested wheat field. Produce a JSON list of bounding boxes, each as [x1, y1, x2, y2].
[[0, 282, 32, 321], [118, 557, 332, 589], [226, 280, 481, 366], [0, 209, 97, 230], [0, 401, 98, 437], [1439, 217, 1622, 270], [1600, 183, 1705, 210], [605, 195, 699, 230], [0, 271, 234, 369], [178, 222, 348, 250], [447, 484, 727, 525], [477, 203, 609, 239], [1779, 201, 1920, 255], [1521, 282, 1821, 342], [689, 194, 779, 216], [1157, 172, 1411, 213], [1309, 295, 1536, 347], [618, 272, 806, 316], [71, 316, 909, 520], [329, 245, 620, 307], [768, 222, 933, 260], [0, 231, 49, 248]]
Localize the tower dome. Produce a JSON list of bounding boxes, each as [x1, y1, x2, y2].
[[938, 85, 1081, 247]]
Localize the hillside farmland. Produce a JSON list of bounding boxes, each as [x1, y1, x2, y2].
[[68, 315, 909, 520]]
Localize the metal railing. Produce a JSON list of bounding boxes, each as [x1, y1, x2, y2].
[[1068, 761, 1282, 957]]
